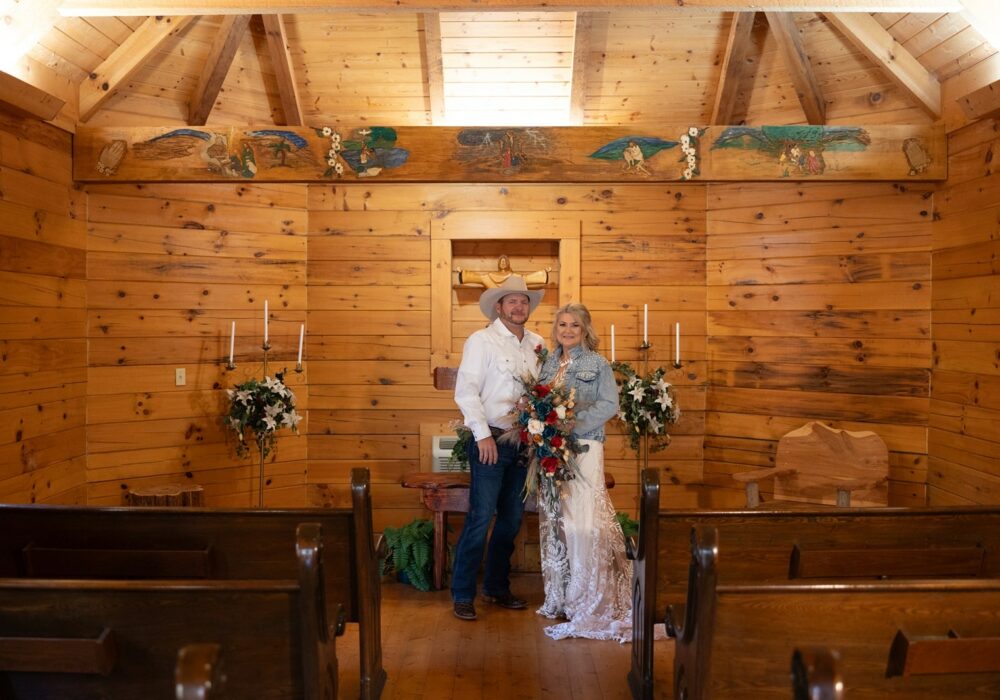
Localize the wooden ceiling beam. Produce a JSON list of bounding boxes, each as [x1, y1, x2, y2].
[[261, 14, 303, 126], [957, 78, 1000, 122], [0, 70, 66, 122], [58, 1, 965, 17], [765, 11, 826, 124], [79, 15, 193, 122], [188, 14, 252, 125], [569, 12, 600, 125], [421, 13, 446, 125], [826, 12, 941, 118], [710, 12, 757, 125]]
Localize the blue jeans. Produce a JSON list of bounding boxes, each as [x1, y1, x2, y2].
[[450, 434, 527, 603]]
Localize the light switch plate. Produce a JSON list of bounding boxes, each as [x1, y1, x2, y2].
[[175, 367, 186, 386]]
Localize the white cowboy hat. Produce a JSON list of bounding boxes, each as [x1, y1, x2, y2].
[[479, 275, 544, 321]]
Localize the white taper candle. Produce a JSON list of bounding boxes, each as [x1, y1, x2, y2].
[[610, 324, 616, 362], [263, 299, 269, 345], [229, 321, 235, 365], [643, 304, 648, 344], [675, 322, 681, 364], [297, 324, 304, 364]]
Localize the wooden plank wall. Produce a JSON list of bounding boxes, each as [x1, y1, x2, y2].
[[305, 183, 706, 526], [0, 112, 87, 503], [928, 117, 1000, 504], [83, 182, 309, 506], [704, 181, 933, 507]]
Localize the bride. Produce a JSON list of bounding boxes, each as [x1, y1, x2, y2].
[[535, 302, 632, 642]]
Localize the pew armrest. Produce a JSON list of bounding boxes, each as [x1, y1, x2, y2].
[[624, 535, 637, 561], [176, 643, 224, 700], [0, 627, 116, 675]]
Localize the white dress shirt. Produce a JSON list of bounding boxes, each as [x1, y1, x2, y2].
[[455, 317, 544, 441]]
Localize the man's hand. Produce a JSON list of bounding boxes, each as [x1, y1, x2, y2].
[[476, 436, 498, 465]]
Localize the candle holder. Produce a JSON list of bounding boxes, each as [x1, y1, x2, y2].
[[637, 339, 651, 507]]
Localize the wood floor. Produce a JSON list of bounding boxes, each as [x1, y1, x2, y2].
[[337, 573, 675, 699]]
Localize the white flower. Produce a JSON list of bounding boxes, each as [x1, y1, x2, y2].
[[628, 385, 646, 402], [283, 410, 302, 428], [647, 415, 663, 434], [331, 133, 341, 144], [681, 134, 690, 147], [334, 162, 344, 174], [656, 392, 673, 411], [688, 126, 699, 137], [321, 126, 332, 137], [328, 148, 337, 158], [327, 158, 337, 167], [263, 415, 277, 431], [528, 418, 545, 435], [683, 168, 694, 179], [555, 405, 567, 419], [687, 155, 697, 166]]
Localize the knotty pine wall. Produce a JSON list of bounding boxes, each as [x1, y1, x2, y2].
[[305, 183, 707, 527], [83, 182, 309, 506], [0, 113, 87, 503], [705, 182, 933, 507], [928, 117, 1000, 505]]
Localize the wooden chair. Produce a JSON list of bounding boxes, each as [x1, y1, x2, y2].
[[733, 421, 889, 508]]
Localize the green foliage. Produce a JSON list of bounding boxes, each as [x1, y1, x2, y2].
[[615, 511, 639, 539], [449, 424, 473, 470], [381, 518, 435, 592]]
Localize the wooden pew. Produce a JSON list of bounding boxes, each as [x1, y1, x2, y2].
[[0, 467, 385, 700], [627, 468, 1000, 700], [0, 523, 341, 699], [176, 644, 224, 700], [667, 526, 1000, 699]]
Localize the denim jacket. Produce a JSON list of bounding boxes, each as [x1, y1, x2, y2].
[[539, 345, 619, 442]]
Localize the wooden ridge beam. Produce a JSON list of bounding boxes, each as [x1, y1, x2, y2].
[[80, 15, 194, 123], [0, 70, 66, 122], [188, 14, 252, 125], [421, 13, 446, 125], [825, 12, 941, 118], [711, 12, 757, 125], [261, 14, 303, 126], [765, 11, 826, 124], [58, 1, 966, 17]]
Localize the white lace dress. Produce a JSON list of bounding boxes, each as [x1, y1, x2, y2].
[[537, 439, 633, 642]]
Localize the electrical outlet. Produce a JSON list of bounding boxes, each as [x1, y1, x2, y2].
[[175, 368, 186, 386]]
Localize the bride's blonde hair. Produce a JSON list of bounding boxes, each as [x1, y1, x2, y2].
[[550, 303, 600, 352]]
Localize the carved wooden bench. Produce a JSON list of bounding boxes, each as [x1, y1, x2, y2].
[[733, 421, 889, 508], [0, 468, 385, 700]]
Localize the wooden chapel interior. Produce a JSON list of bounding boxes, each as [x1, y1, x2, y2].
[[2, 0, 999, 549]]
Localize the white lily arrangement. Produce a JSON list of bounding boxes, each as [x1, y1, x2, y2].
[[611, 362, 680, 453], [225, 370, 302, 458]]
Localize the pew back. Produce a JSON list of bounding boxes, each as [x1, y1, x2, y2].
[[672, 528, 1000, 699], [0, 524, 337, 700], [0, 468, 385, 700]]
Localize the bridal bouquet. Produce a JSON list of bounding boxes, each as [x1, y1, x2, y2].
[[225, 370, 302, 458], [504, 378, 588, 505], [612, 362, 680, 453]]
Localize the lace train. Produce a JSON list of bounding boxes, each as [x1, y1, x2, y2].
[[537, 440, 633, 642]]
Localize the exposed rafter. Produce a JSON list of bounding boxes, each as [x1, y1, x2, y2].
[[79, 15, 194, 122], [711, 12, 757, 125], [826, 12, 941, 118], [569, 12, 598, 125], [261, 14, 303, 126], [58, 1, 966, 17], [765, 11, 826, 124], [957, 78, 1000, 122], [188, 15, 252, 125], [421, 13, 446, 125], [0, 71, 65, 122]]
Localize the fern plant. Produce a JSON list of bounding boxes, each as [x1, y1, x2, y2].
[[615, 511, 639, 539], [381, 518, 434, 592]]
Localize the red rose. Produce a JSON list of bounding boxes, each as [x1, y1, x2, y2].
[[519, 429, 530, 444], [550, 435, 563, 448], [534, 384, 551, 397], [534, 344, 542, 352], [545, 410, 558, 424], [541, 456, 559, 473]]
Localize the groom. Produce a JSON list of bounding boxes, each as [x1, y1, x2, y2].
[[451, 275, 544, 621]]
